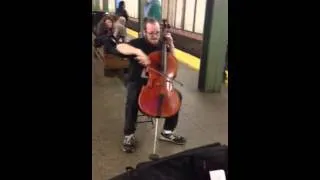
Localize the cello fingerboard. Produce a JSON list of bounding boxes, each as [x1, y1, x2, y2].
[[161, 43, 167, 73]]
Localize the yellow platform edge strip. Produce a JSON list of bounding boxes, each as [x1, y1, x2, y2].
[[126, 28, 200, 71], [126, 28, 228, 85]]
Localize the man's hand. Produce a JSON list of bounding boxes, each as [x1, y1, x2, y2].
[[135, 49, 150, 66], [164, 32, 174, 46], [164, 32, 176, 56]]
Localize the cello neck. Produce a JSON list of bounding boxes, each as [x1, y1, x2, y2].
[[161, 39, 167, 73], [161, 19, 170, 73]]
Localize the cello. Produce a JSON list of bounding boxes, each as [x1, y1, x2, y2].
[[138, 19, 183, 118]]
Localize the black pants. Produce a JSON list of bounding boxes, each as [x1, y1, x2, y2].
[[124, 80, 182, 135]]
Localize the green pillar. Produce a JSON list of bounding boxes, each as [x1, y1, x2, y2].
[[198, 0, 228, 93], [103, 0, 108, 11], [138, 0, 147, 37], [93, 0, 100, 11], [146, 0, 162, 21]]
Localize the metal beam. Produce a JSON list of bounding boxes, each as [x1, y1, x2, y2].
[[181, 0, 186, 30], [99, 0, 103, 11], [198, 0, 228, 93], [103, 0, 108, 11], [192, 0, 198, 32], [138, 0, 147, 37]]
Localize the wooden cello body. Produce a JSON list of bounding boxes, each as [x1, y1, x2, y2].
[[138, 20, 181, 118]]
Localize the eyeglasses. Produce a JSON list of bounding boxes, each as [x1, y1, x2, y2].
[[145, 31, 160, 36]]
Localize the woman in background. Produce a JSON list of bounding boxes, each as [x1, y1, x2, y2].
[[96, 15, 114, 37], [116, 1, 129, 22], [94, 15, 116, 52]]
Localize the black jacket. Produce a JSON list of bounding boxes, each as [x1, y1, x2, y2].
[[109, 143, 228, 180], [115, 8, 129, 22]]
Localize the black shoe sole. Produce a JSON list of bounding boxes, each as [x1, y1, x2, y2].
[[159, 136, 186, 145]]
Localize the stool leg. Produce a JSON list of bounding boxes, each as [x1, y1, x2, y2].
[[152, 118, 158, 154], [149, 118, 160, 161], [150, 117, 154, 128]]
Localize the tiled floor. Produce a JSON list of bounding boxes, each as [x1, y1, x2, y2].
[[92, 46, 228, 180]]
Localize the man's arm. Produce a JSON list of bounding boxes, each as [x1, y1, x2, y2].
[[105, 34, 139, 57], [165, 35, 178, 78], [164, 32, 176, 57], [102, 37, 128, 58], [116, 42, 150, 66], [116, 43, 140, 56], [168, 43, 176, 57]]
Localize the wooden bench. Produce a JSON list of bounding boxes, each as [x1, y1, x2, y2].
[[92, 32, 129, 78], [93, 46, 129, 79], [93, 47, 129, 70]]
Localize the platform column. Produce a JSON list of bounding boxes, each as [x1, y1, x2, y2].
[[99, 0, 103, 10], [138, 0, 147, 37], [198, 0, 228, 93], [103, 0, 108, 11], [93, 0, 99, 10]]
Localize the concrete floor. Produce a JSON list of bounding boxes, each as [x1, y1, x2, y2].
[[92, 48, 228, 180]]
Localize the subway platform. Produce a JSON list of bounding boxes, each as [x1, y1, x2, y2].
[[92, 44, 228, 180]]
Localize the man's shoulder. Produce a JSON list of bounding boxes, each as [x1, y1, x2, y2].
[[129, 38, 145, 46], [129, 37, 144, 42]]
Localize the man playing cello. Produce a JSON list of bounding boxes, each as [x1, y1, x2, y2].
[[114, 18, 186, 153]]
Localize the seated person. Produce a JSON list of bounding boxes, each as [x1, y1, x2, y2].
[[102, 16, 128, 54], [113, 16, 127, 43], [94, 15, 115, 49], [94, 15, 127, 56], [96, 15, 114, 36]]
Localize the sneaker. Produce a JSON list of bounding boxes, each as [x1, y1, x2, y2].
[[159, 131, 186, 145], [122, 134, 136, 153]]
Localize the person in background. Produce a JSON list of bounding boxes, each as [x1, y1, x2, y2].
[[113, 16, 127, 43], [96, 15, 114, 37], [144, 0, 162, 21], [116, 1, 129, 22], [94, 15, 115, 49]]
